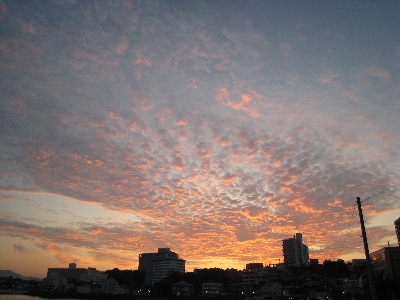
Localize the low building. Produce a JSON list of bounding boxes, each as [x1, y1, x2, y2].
[[80, 267, 108, 283], [260, 281, 282, 300], [41, 273, 68, 292], [341, 278, 362, 298], [202, 282, 222, 297], [101, 277, 118, 294], [46, 263, 107, 284], [76, 283, 91, 294], [44, 263, 108, 294], [112, 284, 129, 295], [245, 263, 263, 271], [230, 282, 254, 297], [241, 271, 264, 285], [172, 281, 193, 297], [370, 247, 400, 281], [351, 259, 367, 268], [47, 263, 86, 282]]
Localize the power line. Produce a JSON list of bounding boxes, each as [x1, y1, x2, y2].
[[360, 187, 392, 203]]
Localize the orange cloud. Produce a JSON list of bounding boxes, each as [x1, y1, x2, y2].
[[215, 88, 261, 117], [89, 228, 104, 235]]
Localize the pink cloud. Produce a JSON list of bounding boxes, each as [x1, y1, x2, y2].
[[370, 70, 390, 79], [133, 54, 152, 66], [20, 22, 35, 34], [0, 1, 8, 20], [1, 0, 399, 274], [320, 73, 339, 84], [116, 39, 129, 55]]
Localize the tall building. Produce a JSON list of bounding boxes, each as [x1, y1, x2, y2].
[[138, 248, 185, 285], [282, 233, 309, 266], [395, 217, 400, 246]]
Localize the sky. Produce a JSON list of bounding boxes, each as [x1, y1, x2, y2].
[[0, 0, 400, 278]]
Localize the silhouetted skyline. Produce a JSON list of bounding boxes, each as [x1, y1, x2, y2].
[[0, 0, 399, 278]]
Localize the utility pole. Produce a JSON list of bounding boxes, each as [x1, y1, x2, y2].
[[356, 197, 378, 300]]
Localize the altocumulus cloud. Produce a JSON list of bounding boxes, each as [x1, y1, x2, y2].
[[0, 0, 399, 269]]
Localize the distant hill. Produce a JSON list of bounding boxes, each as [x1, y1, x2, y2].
[[0, 270, 41, 280]]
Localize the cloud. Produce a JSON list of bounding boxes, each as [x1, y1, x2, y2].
[[0, 1, 8, 21], [320, 73, 339, 84], [1, 0, 399, 271], [13, 244, 27, 253], [369, 69, 390, 80], [215, 88, 262, 117], [1, 84, 398, 265]]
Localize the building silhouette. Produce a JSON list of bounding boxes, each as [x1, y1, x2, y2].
[[395, 217, 400, 246], [43, 263, 108, 292], [282, 233, 309, 266], [370, 247, 400, 282], [138, 248, 185, 285], [245, 263, 264, 272], [46, 263, 105, 282]]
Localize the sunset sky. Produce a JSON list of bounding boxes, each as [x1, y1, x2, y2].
[[1, 0, 400, 278]]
